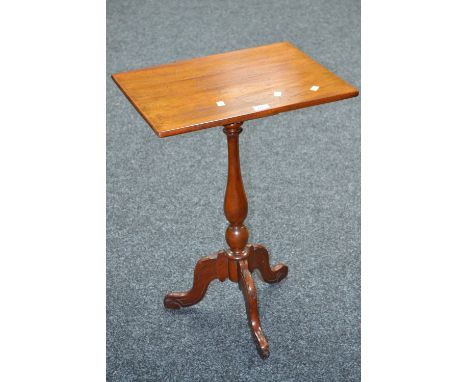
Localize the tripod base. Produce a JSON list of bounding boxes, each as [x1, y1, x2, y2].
[[164, 244, 288, 359]]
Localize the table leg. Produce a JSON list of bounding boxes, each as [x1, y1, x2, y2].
[[163, 251, 228, 309], [164, 122, 288, 359], [247, 244, 288, 284], [238, 258, 270, 359]]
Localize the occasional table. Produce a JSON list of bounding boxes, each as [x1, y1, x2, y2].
[[112, 41, 358, 359]]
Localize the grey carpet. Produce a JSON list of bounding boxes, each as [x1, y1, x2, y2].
[[107, 0, 360, 380]]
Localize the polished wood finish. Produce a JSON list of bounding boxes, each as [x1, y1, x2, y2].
[[113, 42, 358, 359], [238, 258, 269, 359], [223, 122, 249, 257], [248, 244, 288, 284], [163, 243, 287, 359], [112, 42, 358, 137], [164, 124, 289, 358], [163, 251, 228, 309]]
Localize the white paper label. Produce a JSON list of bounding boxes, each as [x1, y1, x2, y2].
[[273, 91, 282, 97], [310, 85, 320, 92], [252, 104, 270, 112], [216, 100, 225, 106]]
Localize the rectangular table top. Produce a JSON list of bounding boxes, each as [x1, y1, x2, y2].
[[112, 42, 358, 138]]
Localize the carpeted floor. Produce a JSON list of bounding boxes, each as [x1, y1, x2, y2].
[[107, 0, 360, 380]]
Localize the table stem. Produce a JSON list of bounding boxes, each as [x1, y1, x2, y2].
[[223, 122, 249, 258]]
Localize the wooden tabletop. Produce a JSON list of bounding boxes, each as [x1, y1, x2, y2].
[[112, 42, 358, 138]]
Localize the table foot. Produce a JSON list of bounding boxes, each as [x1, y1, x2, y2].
[[164, 251, 227, 309], [248, 244, 288, 284], [238, 258, 270, 359], [164, 244, 287, 358]]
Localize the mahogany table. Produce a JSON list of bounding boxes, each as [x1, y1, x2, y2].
[[112, 41, 358, 359]]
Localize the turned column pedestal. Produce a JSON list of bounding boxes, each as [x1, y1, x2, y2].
[[163, 122, 288, 359]]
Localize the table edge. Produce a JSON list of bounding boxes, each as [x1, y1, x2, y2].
[[113, 80, 359, 138], [111, 41, 359, 138]]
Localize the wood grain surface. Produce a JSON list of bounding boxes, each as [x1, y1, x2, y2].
[[112, 41, 358, 137]]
